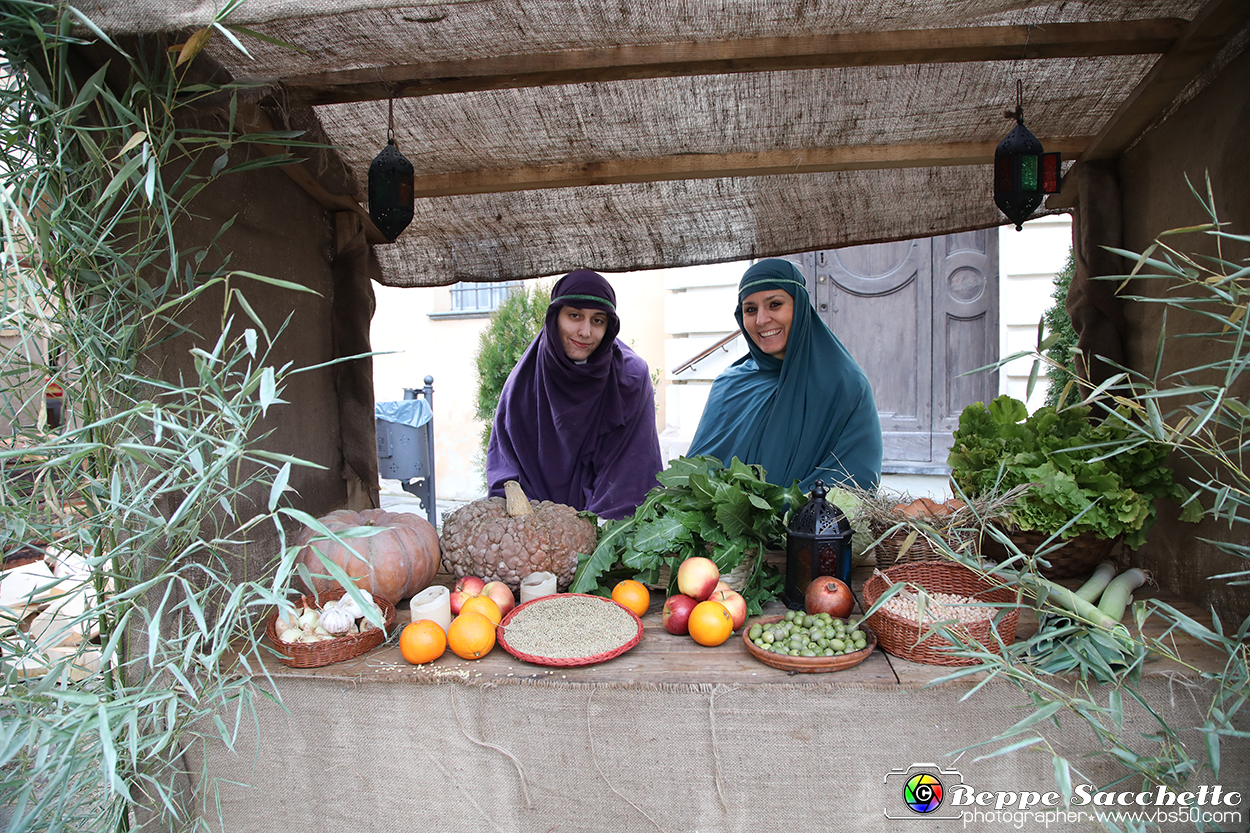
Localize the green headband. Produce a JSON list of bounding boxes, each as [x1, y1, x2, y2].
[[738, 276, 806, 300], [553, 293, 616, 311]]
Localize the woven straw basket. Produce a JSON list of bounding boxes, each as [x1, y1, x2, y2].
[[863, 561, 1019, 667], [981, 526, 1119, 579], [873, 526, 944, 567], [266, 588, 397, 668], [651, 549, 785, 593]]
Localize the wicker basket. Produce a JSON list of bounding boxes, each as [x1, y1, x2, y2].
[[650, 549, 784, 593], [863, 561, 1019, 667], [873, 526, 943, 567], [265, 588, 397, 668], [981, 527, 1119, 580]]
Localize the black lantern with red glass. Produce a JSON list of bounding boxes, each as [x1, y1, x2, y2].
[[783, 481, 854, 610], [994, 81, 1061, 231]]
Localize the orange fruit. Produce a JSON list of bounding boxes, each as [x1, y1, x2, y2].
[[688, 600, 733, 646], [460, 594, 503, 625], [447, 611, 496, 659], [399, 619, 447, 664], [611, 579, 651, 617]]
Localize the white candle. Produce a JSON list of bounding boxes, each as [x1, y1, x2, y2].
[[520, 571, 557, 603], [409, 585, 451, 633]]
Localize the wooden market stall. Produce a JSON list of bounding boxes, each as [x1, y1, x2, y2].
[[190, 570, 1242, 833], [65, 0, 1250, 623], [21, 2, 1250, 830]]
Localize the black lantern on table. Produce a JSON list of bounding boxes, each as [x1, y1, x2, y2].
[[367, 95, 414, 242], [994, 80, 1061, 231], [783, 480, 854, 610]]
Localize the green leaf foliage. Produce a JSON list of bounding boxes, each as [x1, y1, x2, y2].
[[1042, 249, 1079, 408], [571, 455, 803, 614], [947, 395, 1185, 547], [0, 8, 352, 831]]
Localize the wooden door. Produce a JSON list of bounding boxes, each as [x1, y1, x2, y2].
[[930, 231, 999, 462], [789, 231, 998, 468]]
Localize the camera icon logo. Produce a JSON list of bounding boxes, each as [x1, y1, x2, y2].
[[883, 763, 964, 820]]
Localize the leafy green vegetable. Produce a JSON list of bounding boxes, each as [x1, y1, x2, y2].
[[947, 395, 1190, 548], [571, 455, 804, 614]]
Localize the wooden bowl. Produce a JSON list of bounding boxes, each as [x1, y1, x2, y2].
[[742, 614, 876, 673]]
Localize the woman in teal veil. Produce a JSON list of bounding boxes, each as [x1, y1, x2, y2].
[[687, 259, 883, 492]]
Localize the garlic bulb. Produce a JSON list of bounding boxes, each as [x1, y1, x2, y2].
[[359, 595, 383, 622], [336, 594, 364, 620], [320, 605, 355, 634]]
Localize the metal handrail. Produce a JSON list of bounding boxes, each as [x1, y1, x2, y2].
[[671, 332, 740, 375]]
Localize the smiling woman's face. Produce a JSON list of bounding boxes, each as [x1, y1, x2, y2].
[[740, 289, 794, 359], [556, 305, 609, 360]]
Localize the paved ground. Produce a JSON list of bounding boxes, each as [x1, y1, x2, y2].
[[378, 479, 472, 531]]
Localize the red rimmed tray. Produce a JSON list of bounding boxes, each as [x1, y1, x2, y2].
[[496, 593, 643, 667], [742, 615, 877, 673]]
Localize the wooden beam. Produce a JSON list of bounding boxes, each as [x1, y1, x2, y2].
[[234, 104, 390, 244], [277, 20, 1185, 107], [1048, 0, 1250, 208], [409, 137, 1093, 198]]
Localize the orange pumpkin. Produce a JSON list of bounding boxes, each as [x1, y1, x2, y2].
[[293, 509, 440, 604]]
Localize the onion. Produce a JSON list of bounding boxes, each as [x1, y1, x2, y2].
[[297, 607, 320, 629]]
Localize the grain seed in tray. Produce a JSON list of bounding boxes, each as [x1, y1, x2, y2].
[[497, 593, 643, 667]]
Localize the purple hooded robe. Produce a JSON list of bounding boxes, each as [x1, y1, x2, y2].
[[485, 270, 662, 519]]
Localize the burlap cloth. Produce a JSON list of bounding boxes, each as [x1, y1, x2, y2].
[[184, 673, 1246, 832]]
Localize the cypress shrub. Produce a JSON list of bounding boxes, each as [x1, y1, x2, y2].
[[473, 282, 551, 469], [1043, 248, 1079, 408]]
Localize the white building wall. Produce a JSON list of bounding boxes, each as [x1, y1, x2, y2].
[[371, 271, 667, 505], [370, 216, 1073, 507], [659, 215, 1075, 500], [998, 214, 1073, 410]]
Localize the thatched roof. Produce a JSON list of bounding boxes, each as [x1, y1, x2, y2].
[[74, 0, 1250, 286]]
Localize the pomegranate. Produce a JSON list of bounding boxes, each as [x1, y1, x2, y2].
[[805, 576, 854, 619]]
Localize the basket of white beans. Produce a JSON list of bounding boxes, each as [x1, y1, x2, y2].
[[863, 561, 1019, 666]]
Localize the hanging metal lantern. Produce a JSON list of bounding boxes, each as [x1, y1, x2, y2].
[[784, 480, 854, 609], [368, 96, 414, 241], [994, 81, 1061, 231]]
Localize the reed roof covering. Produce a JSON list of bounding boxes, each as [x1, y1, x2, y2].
[[74, 0, 1249, 286]]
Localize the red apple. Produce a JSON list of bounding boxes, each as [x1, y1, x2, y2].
[[481, 580, 516, 617], [676, 556, 720, 601], [713, 580, 732, 595], [450, 576, 486, 614], [711, 589, 747, 631], [805, 576, 854, 619], [662, 594, 698, 635]]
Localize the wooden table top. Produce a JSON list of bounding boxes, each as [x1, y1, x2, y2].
[[253, 566, 1231, 688]]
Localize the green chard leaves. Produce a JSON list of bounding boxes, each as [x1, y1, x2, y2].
[[571, 455, 802, 614]]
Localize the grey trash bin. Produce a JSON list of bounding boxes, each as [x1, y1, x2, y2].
[[375, 376, 437, 528]]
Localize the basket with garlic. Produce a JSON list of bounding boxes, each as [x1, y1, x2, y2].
[[266, 587, 397, 667]]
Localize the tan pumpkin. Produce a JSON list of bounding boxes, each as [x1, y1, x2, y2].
[[293, 509, 440, 604]]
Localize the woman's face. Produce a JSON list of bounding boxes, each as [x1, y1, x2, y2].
[[741, 289, 794, 359], [556, 305, 609, 360]]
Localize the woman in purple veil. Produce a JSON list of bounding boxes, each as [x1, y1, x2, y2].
[[485, 269, 662, 520]]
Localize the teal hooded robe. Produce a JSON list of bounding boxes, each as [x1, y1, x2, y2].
[[687, 259, 883, 492]]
